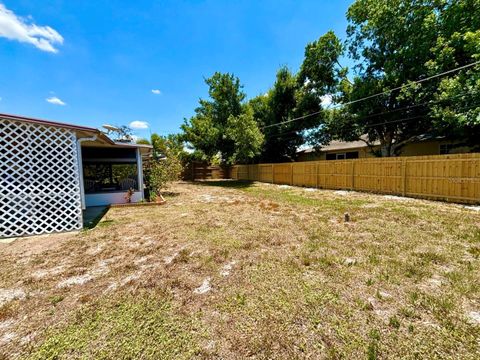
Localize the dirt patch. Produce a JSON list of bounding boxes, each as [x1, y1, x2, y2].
[[57, 260, 111, 288], [194, 278, 212, 294], [467, 311, 480, 325], [465, 205, 480, 212], [220, 261, 236, 277], [0, 288, 25, 306], [32, 265, 65, 280]]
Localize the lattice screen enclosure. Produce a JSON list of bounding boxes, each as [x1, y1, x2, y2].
[[1, 118, 83, 238]]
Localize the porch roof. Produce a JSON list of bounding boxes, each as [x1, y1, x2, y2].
[[0, 112, 152, 155]]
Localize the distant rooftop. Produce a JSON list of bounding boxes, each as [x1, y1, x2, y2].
[[298, 134, 445, 154], [299, 135, 377, 153]]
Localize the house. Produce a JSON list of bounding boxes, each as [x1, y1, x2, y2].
[[297, 135, 473, 162], [1, 113, 152, 238]]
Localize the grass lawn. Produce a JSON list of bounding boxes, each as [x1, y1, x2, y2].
[[1, 181, 479, 359]]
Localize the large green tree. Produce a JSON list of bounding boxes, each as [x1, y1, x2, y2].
[[181, 72, 263, 164], [310, 0, 480, 156], [429, 0, 480, 149], [226, 106, 264, 164], [252, 66, 324, 162], [298, 31, 349, 149]]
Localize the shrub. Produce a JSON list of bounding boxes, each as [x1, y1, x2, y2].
[[144, 155, 182, 201]]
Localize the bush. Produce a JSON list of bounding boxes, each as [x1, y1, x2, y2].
[[144, 155, 182, 201]]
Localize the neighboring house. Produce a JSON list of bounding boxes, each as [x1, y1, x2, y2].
[[297, 134, 473, 161], [1, 113, 152, 238]]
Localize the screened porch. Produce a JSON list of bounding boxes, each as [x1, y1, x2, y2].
[[81, 145, 145, 207]]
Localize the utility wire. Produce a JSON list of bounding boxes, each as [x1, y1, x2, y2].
[[263, 89, 480, 140], [261, 60, 480, 130], [265, 98, 480, 141], [265, 104, 480, 154], [354, 88, 479, 121]]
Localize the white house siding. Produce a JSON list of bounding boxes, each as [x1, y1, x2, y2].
[[0, 118, 83, 238]]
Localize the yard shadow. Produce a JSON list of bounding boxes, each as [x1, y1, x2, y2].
[[194, 180, 255, 189], [83, 206, 110, 230]]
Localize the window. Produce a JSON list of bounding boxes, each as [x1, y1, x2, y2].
[[346, 151, 359, 159], [326, 151, 359, 160], [440, 144, 454, 155]]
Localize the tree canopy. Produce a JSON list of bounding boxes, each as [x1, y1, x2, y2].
[[180, 0, 479, 161], [310, 0, 480, 156], [181, 72, 264, 164]]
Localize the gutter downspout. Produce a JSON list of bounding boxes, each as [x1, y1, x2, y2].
[[76, 136, 97, 210], [136, 148, 145, 202]]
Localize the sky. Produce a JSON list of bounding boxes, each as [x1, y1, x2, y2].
[[0, 0, 353, 139]]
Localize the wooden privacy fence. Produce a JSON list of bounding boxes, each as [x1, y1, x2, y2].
[[183, 162, 230, 181], [231, 153, 480, 204]]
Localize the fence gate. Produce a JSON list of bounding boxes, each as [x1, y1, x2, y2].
[[0, 118, 83, 238]]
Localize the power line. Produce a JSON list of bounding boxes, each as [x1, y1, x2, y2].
[[355, 88, 479, 121], [265, 98, 480, 141], [263, 89, 480, 140], [261, 60, 480, 130], [341, 60, 480, 106]]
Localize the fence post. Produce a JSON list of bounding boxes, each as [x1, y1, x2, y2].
[[316, 162, 319, 188], [272, 164, 275, 184], [303, 162, 306, 187], [352, 161, 356, 190], [402, 159, 407, 196], [345, 162, 349, 189], [290, 163, 294, 185]]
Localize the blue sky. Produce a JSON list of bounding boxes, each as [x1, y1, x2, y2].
[[0, 0, 352, 139]]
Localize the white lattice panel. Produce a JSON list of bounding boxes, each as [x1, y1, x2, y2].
[[1, 118, 82, 238]]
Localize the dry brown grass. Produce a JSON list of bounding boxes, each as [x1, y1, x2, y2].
[[0, 180, 479, 359]]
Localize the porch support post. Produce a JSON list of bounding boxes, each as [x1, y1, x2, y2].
[[136, 148, 145, 201], [77, 141, 86, 210], [76, 136, 97, 210]]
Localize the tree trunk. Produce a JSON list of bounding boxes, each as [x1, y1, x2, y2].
[[380, 145, 391, 157], [379, 132, 395, 157]]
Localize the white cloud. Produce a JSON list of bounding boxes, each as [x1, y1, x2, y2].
[[321, 94, 333, 108], [0, 4, 63, 53], [151, 89, 161, 95], [46, 96, 66, 105], [129, 120, 149, 129]]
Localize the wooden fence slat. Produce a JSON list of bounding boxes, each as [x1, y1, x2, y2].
[[231, 154, 480, 204]]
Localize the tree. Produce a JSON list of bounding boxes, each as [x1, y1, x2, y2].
[[151, 134, 187, 160], [225, 106, 264, 164], [139, 133, 184, 200], [255, 66, 323, 162], [297, 31, 348, 151], [428, 0, 480, 149], [260, 67, 299, 162], [138, 133, 187, 160], [145, 156, 183, 201], [108, 125, 134, 142], [298, 30, 347, 97], [311, 0, 480, 156], [181, 72, 263, 164]]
